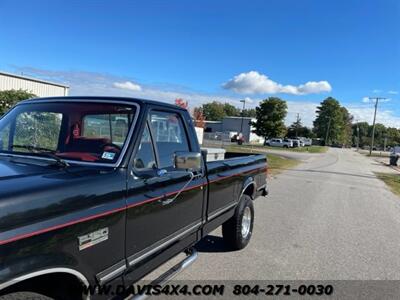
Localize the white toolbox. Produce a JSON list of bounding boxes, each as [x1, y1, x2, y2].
[[201, 147, 226, 162]]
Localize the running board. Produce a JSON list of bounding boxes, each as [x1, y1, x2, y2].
[[127, 248, 198, 300]]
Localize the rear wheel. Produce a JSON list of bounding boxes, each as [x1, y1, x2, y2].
[[222, 195, 254, 250], [0, 292, 53, 300]]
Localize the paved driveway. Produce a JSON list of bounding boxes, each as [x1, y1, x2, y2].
[[176, 148, 400, 280]]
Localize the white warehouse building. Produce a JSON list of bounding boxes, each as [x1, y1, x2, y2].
[[0, 71, 69, 97], [204, 116, 265, 144]]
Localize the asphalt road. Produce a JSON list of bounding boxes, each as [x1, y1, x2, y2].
[[175, 148, 400, 280]]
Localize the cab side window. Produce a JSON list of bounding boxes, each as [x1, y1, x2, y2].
[[133, 124, 157, 170], [149, 111, 190, 168]]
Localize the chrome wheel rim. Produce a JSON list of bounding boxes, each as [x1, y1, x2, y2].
[[241, 206, 252, 238]]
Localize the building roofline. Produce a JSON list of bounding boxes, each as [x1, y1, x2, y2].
[[223, 116, 254, 119], [0, 71, 69, 88]]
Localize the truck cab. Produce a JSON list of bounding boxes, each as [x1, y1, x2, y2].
[[0, 97, 267, 300]]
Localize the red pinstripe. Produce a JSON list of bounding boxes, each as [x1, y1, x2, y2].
[[0, 166, 267, 246]]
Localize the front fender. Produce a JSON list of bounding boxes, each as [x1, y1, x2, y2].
[[0, 250, 90, 292]]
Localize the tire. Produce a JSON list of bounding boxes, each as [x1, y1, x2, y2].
[[0, 292, 53, 300], [283, 145, 289, 148], [222, 195, 254, 250]]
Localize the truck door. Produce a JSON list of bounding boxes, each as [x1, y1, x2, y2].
[[124, 108, 206, 282]]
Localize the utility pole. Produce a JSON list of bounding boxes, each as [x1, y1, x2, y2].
[[325, 117, 331, 146], [369, 97, 386, 155], [295, 113, 300, 137], [239, 99, 246, 134], [357, 125, 360, 151]]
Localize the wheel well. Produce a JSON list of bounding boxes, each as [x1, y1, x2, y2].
[[242, 182, 255, 199], [0, 273, 85, 300]]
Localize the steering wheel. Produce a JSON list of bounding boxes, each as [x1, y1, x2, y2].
[[101, 142, 122, 152]]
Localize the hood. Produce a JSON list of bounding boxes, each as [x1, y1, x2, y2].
[[0, 156, 61, 181], [0, 155, 121, 232], [0, 155, 112, 194]]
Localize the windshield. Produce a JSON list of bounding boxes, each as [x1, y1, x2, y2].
[[0, 101, 137, 164]]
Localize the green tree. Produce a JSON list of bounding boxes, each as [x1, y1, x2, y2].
[[202, 101, 226, 121], [371, 124, 387, 148], [313, 97, 350, 145], [287, 117, 314, 138], [241, 108, 257, 118], [352, 122, 370, 147], [339, 106, 353, 145], [0, 89, 36, 115], [386, 127, 400, 147], [287, 115, 302, 137], [223, 103, 240, 117], [351, 122, 400, 149], [201, 101, 241, 121], [252, 97, 287, 139]]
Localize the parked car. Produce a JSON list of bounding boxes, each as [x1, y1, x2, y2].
[[265, 138, 292, 148], [298, 137, 312, 146], [282, 139, 294, 148], [0, 96, 268, 300], [290, 139, 303, 147], [231, 133, 245, 145]]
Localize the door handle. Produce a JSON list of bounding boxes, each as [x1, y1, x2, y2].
[[158, 171, 196, 206], [157, 169, 168, 177], [159, 197, 175, 206]]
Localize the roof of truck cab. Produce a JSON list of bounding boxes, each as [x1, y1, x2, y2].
[[18, 96, 186, 111]]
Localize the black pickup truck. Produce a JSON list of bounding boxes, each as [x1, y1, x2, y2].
[[0, 97, 268, 300]]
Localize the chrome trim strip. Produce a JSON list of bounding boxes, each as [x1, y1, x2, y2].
[[240, 181, 256, 199], [8, 99, 141, 168], [208, 201, 237, 221], [257, 183, 267, 191], [127, 221, 201, 267], [0, 153, 58, 162], [0, 267, 90, 300], [97, 260, 127, 284], [129, 249, 198, 300]]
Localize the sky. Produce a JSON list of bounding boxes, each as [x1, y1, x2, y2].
[[0, 0, 399, 127]]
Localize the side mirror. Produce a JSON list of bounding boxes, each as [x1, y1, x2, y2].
[[174, 151, 202, 171]]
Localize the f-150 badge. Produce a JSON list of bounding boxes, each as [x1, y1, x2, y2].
[[78, 228, 109, 251]]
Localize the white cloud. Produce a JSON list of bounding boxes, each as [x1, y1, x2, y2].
[[12, 67, 400, 129], [285, 101, 318, 127], [388, 90, 398, 95], [348, 105, 400, 128], [361, 96, 391, 103], [244, 97, 253, 103], [113, 81, 142, 91], [362, 97, 370, 103], [372, 89, 381, 94], [13, 66, 245, 108], [222, 71, 332, 95]]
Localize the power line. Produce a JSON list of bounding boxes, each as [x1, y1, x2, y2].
[[369, 97, 387, 155]]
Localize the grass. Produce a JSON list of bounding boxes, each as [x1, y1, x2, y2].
[[366, 154, 390, 158], [375, 172, 400, 197], [267, 154, 300, 175], [224, 145, 300, 175], [358, 149, 390, 157], [242, 144, 328, 153]]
